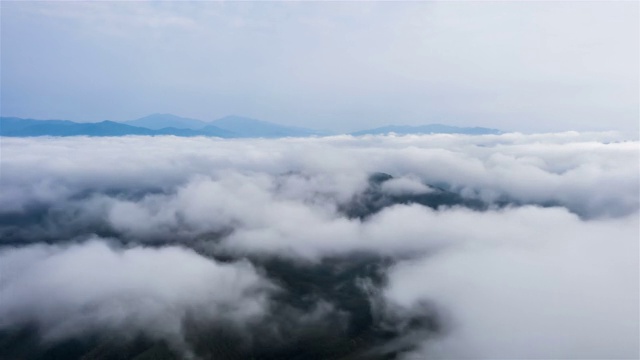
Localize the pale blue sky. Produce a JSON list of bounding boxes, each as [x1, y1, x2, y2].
[[1, 1, 638, 133]]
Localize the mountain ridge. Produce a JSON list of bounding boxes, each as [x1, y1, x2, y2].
[[0, 115, 501, 138], [0, 117, 234, 138]]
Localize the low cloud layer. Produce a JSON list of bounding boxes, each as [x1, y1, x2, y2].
[[0, 240, 269, 357], [0, 133, 638, 359]]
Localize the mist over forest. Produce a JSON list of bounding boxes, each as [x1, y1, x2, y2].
[[0, 132, 637, 359]]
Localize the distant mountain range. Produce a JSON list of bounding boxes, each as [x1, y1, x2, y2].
[[0, 117, 234, 138], [0, 114, 501, 138]]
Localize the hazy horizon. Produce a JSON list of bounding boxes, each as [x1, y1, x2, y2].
[[1, 1, 638, 134]]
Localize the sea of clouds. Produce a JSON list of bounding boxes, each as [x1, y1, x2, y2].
[[0, 132, 638, 359]]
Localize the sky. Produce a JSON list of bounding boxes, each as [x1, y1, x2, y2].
[[1, 1, 638, 133]]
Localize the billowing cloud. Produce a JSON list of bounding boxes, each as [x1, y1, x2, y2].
[[0, 239, 270, 356], [0, 133, 637, 358], [384, 208, 639, 359]]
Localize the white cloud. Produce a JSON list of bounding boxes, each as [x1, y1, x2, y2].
[[0, 239, 271, 354], [380, 176, 434, 196], [387, 210, 639, 359], [1, 133, 636, 219], [0, 133, 637, 357]]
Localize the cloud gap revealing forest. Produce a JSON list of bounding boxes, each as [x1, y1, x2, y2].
[[0, 133, 637, 359]]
